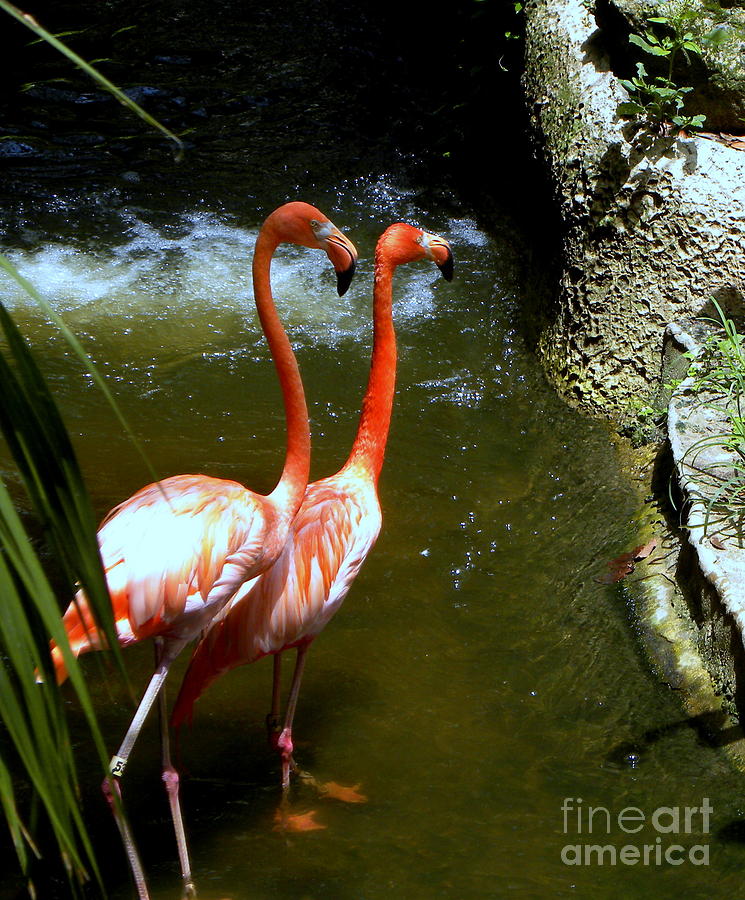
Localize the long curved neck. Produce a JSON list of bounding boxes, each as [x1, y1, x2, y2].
[[346, 251, 397, 482], [252, 228, 310, 516]]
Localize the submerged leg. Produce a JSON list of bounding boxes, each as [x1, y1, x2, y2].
[[277, 643, 310, 790], [103, 662, 172, 900], [266, 653, 283, 749], [156, 643, 196, 899], [102, 776, 149, 900]]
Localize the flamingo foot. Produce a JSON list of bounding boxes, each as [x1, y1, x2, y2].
[[293, 771, 368, 804], [273, 806, 326, 833], [318, 781, 368, 804], [277, 727, 296, 790]]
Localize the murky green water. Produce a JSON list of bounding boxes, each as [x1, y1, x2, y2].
[[2, 2, 745, 898]]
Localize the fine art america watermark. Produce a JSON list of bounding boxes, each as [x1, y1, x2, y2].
[[561, 797, 712, 867]]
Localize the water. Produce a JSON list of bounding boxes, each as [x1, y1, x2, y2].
[[1, 183, 741, 900], [2, 2, 745, 897]]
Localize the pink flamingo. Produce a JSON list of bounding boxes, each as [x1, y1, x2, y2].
[[171, 223, 453, 793], [50, 202, 357, 898]]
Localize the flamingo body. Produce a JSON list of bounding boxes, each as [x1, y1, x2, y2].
[[48, 201, 357, 900], [55, 475, 278, 671], [172, 224, 454, 784], [172, 466, 380, 718]]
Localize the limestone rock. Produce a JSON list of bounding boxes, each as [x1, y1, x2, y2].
[[523, 0, 745, 420]]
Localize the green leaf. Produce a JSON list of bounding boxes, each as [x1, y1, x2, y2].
[[0, 482, 104, 888], [617, 100, 645, 116], [629, 33, 666, 55], [0, 294, 143, 888], [630, 35, 671, 57], [619, 78, 639, 93], [703, 25, 731, 49]]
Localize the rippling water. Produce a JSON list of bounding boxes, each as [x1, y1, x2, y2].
[[1, 1, 745, 897], [1, 187, 742, 900]]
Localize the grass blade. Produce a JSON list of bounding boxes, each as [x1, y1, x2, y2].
[[0, 0, 183, 160]]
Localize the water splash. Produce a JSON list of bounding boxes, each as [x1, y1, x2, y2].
[[0, 203, 491, 352]]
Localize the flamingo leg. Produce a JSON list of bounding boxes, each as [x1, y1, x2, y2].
[[103, 664, 169, 900], [102, 776, 149, 900], [277, 643, 309, 790], [103, 642, 184, 899], [266, 652, 283, 749], [155, 642, 196, 899]]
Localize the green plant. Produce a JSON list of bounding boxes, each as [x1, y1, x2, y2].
[[504, 1, 523, 41], [617, 1, 706, 134], [0, 284, 125, 896], [680, 301, 745, 533], [621, 397, 667, 448], [0, 7, 177, 890], [496, 0, 524, 71]]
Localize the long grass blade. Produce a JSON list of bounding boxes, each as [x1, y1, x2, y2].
[[0, 301, 123, 672], [0, 0, 183, 160], [0, 300, 145, 890], [0, 256, 161, 491], [679, 299, 745, 536], [0, 488, 103, 888]]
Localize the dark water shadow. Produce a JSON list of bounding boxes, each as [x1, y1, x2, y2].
[[605, 709, 744, 769], [717, 818, 745, 844]]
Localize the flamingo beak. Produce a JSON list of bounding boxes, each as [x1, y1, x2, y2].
[[336, 260, 356, 296], [423, 234, 454, 282], [325, 230, 358, 296], [436, 246, 454, 282]]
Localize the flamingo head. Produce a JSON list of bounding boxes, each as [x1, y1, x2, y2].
[[269, 201, 358, 296], [377, 223, 454, 281]]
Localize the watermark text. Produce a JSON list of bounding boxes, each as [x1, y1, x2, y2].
[[560, 797, 712, 866]]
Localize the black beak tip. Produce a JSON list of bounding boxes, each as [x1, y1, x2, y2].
[[437, 251, 454, 282], [336, 259, 356, 296]]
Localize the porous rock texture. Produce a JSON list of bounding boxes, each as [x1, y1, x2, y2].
[[523, 0, 745, 421], [524, 0, 745, 744]]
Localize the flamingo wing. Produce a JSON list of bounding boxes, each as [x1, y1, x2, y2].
[[57, 474, 271, 677], [171, 474, 381, 726]]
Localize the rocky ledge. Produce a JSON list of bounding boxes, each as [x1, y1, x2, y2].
[[523, 0, 745, 753], [523, 0, 745, 421]]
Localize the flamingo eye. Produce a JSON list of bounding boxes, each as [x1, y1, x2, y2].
[[310, 219, 320, 229], [415, 235, 423, 245]]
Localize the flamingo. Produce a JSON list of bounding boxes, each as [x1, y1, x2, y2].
[[171, 222, 453, 794], [49, 202, 357, 899]]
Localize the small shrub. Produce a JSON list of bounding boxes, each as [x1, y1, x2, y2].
[[617, 2, 706, 134]]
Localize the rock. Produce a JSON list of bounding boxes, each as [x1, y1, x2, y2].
[[523, 0, 745, 421], [666, 321, 745, 726]]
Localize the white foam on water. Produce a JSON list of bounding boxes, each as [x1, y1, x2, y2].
[[0, 204, 492, 350]]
